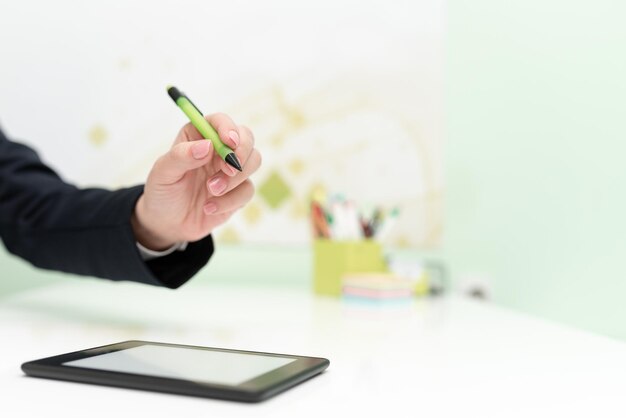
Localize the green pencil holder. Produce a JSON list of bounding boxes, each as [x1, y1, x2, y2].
[[313, 239, 388, 297]]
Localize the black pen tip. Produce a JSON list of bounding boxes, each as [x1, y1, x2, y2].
[[225, 153, 243, 172], [167, 85, 182, 102]]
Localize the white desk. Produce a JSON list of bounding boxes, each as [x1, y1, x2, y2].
[[1, 280, 626, 417]]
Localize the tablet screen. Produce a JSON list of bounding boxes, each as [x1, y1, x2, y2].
[[64, 345, 296, 386]]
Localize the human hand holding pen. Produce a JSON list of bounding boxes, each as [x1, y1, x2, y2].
[[131, 113, 262, 250]]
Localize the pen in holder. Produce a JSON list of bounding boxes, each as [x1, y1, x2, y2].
[[313, 239, 387, 297]]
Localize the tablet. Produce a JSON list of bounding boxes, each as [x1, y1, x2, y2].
[[21, 340, 330, 402]]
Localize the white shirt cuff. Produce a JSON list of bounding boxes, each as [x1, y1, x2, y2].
[[136, 241, 188, 261]]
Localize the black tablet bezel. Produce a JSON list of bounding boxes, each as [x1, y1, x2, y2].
[[21, 340, 330, 402]]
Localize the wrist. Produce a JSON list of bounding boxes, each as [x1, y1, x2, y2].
[[131, 195, 177, 251]]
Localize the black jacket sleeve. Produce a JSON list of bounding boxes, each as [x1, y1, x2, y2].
[[0, 128, 213, 288]]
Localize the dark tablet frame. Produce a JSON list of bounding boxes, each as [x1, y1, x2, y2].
[[21, 340, 330, 402]]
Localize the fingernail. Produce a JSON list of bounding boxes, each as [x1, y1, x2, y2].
[[208, 177, 227, 195], [192, 141, 211, 159], [228, 130, 240, 147], [203, 202, 217, 214]]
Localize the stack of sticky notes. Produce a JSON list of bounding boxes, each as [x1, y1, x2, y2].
[[341, 273, 416, 302]]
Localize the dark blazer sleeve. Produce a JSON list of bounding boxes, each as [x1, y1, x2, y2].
[[0, 128, 213, 289]]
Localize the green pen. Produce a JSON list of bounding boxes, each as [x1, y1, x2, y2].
[[166, 85, 242, 171]]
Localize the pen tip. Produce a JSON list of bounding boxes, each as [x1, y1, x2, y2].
[[225, 153, 243, 172]]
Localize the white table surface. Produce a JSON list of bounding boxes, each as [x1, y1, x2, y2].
[[1, 280, 626, 417]]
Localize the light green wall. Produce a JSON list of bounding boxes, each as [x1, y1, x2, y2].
[[0, 244, 311, 295], [0, 248, 66, 295], [446, 1, 626, 338], [0, 244, 440, 296]]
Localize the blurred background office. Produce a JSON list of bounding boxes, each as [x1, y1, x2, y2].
[[0, 0, 625, 340]]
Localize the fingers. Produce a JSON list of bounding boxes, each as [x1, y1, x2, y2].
[[207, 149, 262, 196], [178, 113, 255, 177], [231, 124, 255, 167], [151, 140, 213, 184], [178, 112, 238, 145], [203, 179, 255, 215], [213, 122, 255, 178], [205, 113, 240, 148]]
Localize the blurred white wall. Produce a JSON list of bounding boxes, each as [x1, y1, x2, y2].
[[0, 0, 443, 246]]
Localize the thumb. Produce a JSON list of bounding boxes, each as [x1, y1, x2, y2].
[[152, 140, 213, 184]]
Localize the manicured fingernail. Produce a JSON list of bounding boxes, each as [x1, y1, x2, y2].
[[208, 177, 227, 195], [203, 202, 217, 214], [228, 130, 240, 147], [192, 141, 211, 159]]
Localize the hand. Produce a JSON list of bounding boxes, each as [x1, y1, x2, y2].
[[131, 113, 261, 250]]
